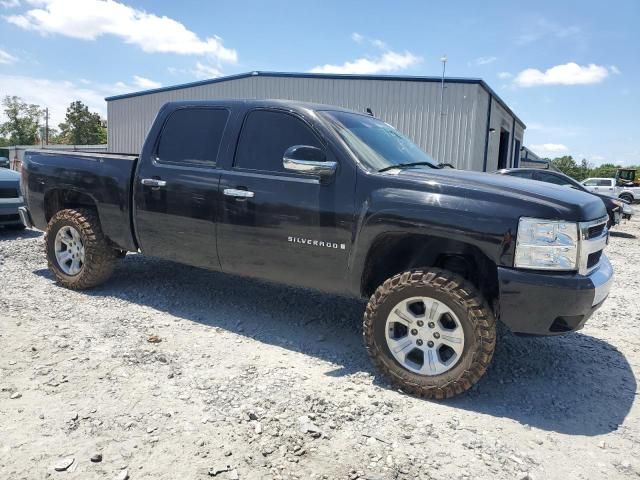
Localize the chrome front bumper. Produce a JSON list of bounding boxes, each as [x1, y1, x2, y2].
[[18, 206, 34, 228], [591, 254, 613, 306]]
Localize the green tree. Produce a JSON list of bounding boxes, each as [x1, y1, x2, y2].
[[550, 156, 579, 178], [58, 101, 107, 145], [591, 163, 619, 179], [0, 95, 43, 145]]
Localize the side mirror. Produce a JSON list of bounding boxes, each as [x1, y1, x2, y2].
[[283, 145, 336, 179]]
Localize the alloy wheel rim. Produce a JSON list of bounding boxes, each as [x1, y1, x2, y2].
[[54, 225, 85, 276], [385, 296, 465, 376]]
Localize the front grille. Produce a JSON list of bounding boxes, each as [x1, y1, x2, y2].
[[0, 188, 18, 199], [587, 250, 603, 268], [586, 223, 606, 239]]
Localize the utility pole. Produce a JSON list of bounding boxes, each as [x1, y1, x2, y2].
[[439, 55, 447, 116], [45, 107, 49, 145]]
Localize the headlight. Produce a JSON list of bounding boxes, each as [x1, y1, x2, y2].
[[515, 218, 579, 270]]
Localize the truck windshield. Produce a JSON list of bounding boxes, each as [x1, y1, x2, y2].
[[319, 111, 438, 172]]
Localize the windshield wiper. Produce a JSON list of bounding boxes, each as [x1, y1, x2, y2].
[[378, 162, 437, 173]]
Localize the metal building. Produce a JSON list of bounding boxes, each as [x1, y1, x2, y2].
[[106, 71, 525, 172]]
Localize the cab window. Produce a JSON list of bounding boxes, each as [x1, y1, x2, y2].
[[507, 170, 534, 180], [234, 110, 322, 172], [535, 172, 573, 186], [156, 108, 229, 167]]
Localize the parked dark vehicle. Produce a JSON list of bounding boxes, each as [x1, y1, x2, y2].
[[0, 168, 26, 230], [20, 100, 613, 399], [495, 168, 633, 227]]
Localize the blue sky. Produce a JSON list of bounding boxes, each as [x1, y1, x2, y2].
[[0, 0, 638, 164]]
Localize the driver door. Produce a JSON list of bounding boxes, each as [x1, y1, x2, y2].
[[216, 108, 356, 292]]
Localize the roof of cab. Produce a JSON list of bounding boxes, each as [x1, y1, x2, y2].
[[161, 98, 363, 115]]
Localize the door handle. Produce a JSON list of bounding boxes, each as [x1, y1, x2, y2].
[[224, 188, 255, 198], [140, 178, 167, 188]]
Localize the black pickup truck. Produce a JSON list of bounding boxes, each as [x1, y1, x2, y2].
[[20, 100, 613, 399]]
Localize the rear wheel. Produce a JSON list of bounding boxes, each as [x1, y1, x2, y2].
[[620, 193, 634, 203], [45, 208, 116, 289], [363, 268, 496, 399]]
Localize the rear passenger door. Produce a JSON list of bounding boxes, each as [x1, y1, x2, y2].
[[216, 108, 356, 292], [134, 107, 231, 269], [597, 179, 615, 194]]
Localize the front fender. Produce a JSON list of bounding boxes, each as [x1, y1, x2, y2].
[[348, 187, 517, 295]]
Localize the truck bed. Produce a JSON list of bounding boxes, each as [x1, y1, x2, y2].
[[22, 149, 139, 251]]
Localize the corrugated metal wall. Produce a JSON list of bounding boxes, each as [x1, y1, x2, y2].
[[108, 75, 520, 171]]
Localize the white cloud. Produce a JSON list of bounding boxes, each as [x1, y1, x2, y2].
[[0, 73, 169, 126], [4, 0, 237, 63], [351, 32, 364, 44], [350, 32, 387, 50], [472, 56, 497, 66], [497, 72, 512, 79], [530, 143, 570, 156], [310, 50, 421, 75], [192, 62, 222, 79], [513, 62, 609, 87], [0, 73, 107, 126], [517, 19, 581, 45], [132, 75, 161, 89], [0, 0, 20, 8], [0, 48, 17, 63]]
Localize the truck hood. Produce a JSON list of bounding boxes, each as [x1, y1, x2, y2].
[[390, 167, 607, 222]]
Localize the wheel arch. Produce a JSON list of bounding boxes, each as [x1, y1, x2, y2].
[[44, 187, 99, 223], [360, 232, 499, 307], [619, 191, 634, 202]]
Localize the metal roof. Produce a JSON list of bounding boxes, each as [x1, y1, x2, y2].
[[105, 71, 525, 128]]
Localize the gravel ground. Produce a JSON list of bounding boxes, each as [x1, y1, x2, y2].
[[1, 218, 639, 480]]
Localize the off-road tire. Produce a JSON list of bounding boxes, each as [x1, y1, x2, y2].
[[45, 208, 116, 289], [363, 268, 496, 399]]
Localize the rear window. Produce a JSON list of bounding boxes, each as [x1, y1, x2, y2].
[[597, 179, 613, 186], [156, 108, 229, 166]]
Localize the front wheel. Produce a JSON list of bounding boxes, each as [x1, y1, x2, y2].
[[363, 268, 496, 399], [45, 208, 116, 289]]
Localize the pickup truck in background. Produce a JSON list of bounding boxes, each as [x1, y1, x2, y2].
[[20, 100, 613, 399], [582, 177, 639, 204]]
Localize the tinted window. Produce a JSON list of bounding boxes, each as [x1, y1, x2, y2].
[[597, 179, 613, 186], [506, 170, 534, 179], [536, 172, 573, 186], [583, 179, 598, 186], [157, 108, 229, 166], [234, 110, 321, 172]]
